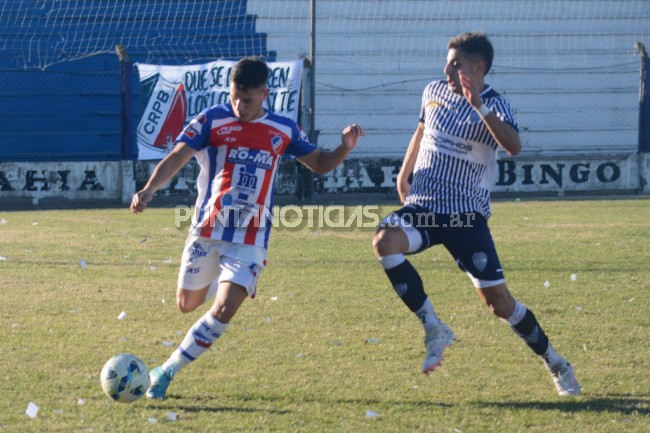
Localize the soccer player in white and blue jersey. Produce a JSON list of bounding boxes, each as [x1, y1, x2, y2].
[[372, 32, 580, 396], [131, 57, 365, 399]]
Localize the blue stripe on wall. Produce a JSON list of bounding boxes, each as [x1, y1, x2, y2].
[[0, 0, 275, 162]]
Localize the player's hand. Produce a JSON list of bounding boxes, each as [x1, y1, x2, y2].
[[341, 123, 365, 150], [458, 69, 482, 109], [130, 189, 154, 214], [396, 174, 410, 204]]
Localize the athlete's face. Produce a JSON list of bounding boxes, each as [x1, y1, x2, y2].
[[230, 84, 269, 122], [444, 49, 482, 95]]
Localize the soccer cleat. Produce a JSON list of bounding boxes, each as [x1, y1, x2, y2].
[[548, 361, 581, 396], [146, 366, 173, 400], [422, 323, 456, 374]]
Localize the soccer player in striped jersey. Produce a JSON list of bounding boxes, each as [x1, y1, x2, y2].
[[131, 57, 365, 399], [372, 32, 580, 396]]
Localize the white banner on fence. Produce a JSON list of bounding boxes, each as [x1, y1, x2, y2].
[[136, 60, 303, 160]]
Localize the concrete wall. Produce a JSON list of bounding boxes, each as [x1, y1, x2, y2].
[[249, 0, 649, 157]]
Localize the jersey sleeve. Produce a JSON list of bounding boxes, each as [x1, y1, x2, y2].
[[175, 110, 211, 150], [418, 85, 429, 123], [488, 98, 519, 132], [285, 126, 318, 158]]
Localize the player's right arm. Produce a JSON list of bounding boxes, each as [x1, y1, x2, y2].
[[130, 143, 197, 214], [396, 122, 424, 203]]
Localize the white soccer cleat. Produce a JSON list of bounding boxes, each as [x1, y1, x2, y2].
[[422, 323, 455, 374], [548, 361, 581, 396]]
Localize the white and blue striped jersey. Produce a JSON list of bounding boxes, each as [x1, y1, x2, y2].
[[406, 80, 518, 218]]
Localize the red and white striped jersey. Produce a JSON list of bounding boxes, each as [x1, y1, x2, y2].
[[177, 103, 316, 249]]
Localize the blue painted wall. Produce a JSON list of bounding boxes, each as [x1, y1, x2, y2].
[[0, 1, 274, 162]]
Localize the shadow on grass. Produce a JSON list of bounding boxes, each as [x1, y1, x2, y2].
[[154, 393, 454, 415], [475, 393, 649, 415], [146, 396, 293, 415]]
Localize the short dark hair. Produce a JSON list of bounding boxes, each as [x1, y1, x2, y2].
[[231, 57, 268, 90], [448, 32, 494, 74]]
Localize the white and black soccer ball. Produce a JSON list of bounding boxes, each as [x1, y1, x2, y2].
[[100, 354, 150, 403]]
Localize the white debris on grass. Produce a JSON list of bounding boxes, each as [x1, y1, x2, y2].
[[576, 306, 583, 312], [365, 338, 381, 344], [365, 410, 380, 418], [148, 418, 158, 423], [162, 341, 173, 347], [0, 218, 7, 224], [0, 256, 7, 261], [80, 259, 87, 269], [25, 402, 39, 418], [166, 412, 178, 422], [117, 311, 126, 320], [77, 398, 85, 405], [571, 274, 578, 281], [270, 296, 278, 301], [543, 280, 551, 288]]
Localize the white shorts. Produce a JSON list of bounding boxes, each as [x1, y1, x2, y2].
[[177, 235, 267, 297]]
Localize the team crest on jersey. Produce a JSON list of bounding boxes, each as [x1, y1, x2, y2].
[[271, 135, 283, 153], [472, 252, 488, 272]]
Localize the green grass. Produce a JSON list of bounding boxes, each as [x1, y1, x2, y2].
[[0, 199, 648, 432]]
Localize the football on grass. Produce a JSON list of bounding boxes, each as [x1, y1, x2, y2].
[[100, 354, 150, 403]]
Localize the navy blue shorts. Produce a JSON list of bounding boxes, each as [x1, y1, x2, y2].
[[382, 205, 505, 286]]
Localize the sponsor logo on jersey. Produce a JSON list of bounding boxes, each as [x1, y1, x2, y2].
[[227, 148, 274, 170], [188, 241, 208, 263], [216, 125, 244, 135]]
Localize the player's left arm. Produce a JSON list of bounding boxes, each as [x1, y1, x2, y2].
[[459, 70, 521, 156], [297, 124, 365, 175]]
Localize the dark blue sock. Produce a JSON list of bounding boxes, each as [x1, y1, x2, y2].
[[383, 259, 427, 312], [512, 309, 550, 355]]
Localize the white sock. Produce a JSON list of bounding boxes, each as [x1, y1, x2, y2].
[[543, 343, 564, 369], [415, 298, 443, 336], [377, 254, 405, 270], [162, 311, 228, 377], [502, 301, 527, 326]]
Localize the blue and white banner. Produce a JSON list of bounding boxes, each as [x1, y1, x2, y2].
[[136, 60, 303, 160]]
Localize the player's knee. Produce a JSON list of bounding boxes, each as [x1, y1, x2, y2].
[[477, 284, 515, 319], [372, 228, 403, 256], [176, 292, 202, 314], [484, 294, 514, 319], [176, 300, 198, 314]]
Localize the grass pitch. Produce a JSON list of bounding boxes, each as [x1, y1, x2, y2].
[[0, 199, 648, 432]]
